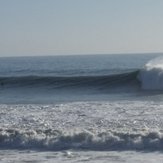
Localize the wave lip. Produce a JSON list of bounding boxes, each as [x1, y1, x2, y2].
[[0, 129, 163, 151]]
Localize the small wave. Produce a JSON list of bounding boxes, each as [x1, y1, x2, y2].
[[0, 128, 163, 151]]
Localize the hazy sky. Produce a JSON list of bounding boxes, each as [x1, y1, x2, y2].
[[0, 0, 163, 56]]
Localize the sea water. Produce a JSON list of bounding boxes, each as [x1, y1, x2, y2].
[[0, 54, 163, 162]]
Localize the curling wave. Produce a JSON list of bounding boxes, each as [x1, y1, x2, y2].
[[1, 57, 163, 91], [0, 128, 163, 151]]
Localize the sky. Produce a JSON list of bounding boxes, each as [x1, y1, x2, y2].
[[0, 0, 163, 57]]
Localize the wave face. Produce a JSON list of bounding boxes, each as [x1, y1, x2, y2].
[[0, 129, 162, 151], [0, 71, 139, 90], [138, 57, 163, 90]]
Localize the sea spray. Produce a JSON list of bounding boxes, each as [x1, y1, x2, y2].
[[138, 57, 163, 90]]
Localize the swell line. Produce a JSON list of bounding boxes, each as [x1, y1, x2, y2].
[[0, 70, 140, 89]]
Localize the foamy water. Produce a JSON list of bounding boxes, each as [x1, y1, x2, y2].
[[0, 101, 163, 150], [0, 101, 163, 162]]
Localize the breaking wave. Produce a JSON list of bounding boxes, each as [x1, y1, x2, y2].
[[0, 57, 163, 91], [0, 128, 163, 151], [138, 57, 163, 90]]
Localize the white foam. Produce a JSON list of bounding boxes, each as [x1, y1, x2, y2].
[[0, 101, 163, 151], [138, 57, 163, 90], [0, 128, 163, 151]]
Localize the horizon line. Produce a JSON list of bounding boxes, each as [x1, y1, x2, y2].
[[0, 52, 163, 58]]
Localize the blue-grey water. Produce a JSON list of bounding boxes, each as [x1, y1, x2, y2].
[[0, 54, 163, 163], [0, 54, 160, 104]]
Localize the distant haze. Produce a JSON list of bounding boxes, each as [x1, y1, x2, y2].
[[0, 0, 163, 57]]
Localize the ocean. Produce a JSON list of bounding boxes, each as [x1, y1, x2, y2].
[[0, 54, 163, 162]]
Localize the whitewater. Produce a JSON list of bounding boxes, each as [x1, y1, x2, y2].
[[0, 54, 163, 163], [138, 57, 163, 90]]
